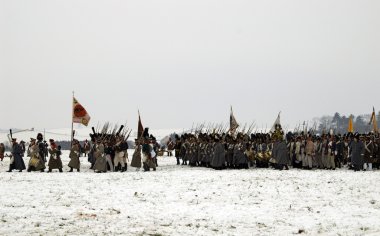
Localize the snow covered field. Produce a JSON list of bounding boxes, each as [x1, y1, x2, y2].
[[1, 151, 380, 236]]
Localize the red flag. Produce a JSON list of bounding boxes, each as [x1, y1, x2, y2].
[[73, 97, 91, 126]]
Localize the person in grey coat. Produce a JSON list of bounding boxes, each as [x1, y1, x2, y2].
[[350, 134, 364, 171], [272, 138, 289, 170], [93, 140, 107, 173], [68, 140, 81, 172], [233, 142, 248, 169], [211, 136, 225, 170], [131, 139, 142, 170], [7, 138, 26, 172]]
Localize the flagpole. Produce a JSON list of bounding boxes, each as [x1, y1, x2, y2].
[[71, 91, 74, 147]]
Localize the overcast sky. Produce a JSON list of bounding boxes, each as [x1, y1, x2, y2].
[[1, 0, 379, 130]]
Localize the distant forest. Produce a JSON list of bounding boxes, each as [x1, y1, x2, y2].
[[312, 112, 379, 134]]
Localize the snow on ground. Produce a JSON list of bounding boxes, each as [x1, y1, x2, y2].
[[0, 151, 380, 236]]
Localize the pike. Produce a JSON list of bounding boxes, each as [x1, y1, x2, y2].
[[190, 122, 194, 134], [247, 122, 255, 135], [124, 129, 133, 142], [218, 123, 224, 134], [241, 123, 247, 134], [222, 123, 229, 134]]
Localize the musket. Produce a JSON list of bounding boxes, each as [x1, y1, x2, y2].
[[101, 122, 109, 134], [116, 125, 124, 136]]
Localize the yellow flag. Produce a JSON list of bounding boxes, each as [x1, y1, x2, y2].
[[368, 107, 378, 133], [348, 115, 354, 133], [73, 97, 91, 126]]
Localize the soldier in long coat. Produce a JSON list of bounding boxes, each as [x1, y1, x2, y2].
[[0, 143, 5, 161], [113, 137, 127, 172], [226, 137, 235, 168], [182, 139, 191, 166], [68, 140, 81, 172], [335, 136, 344, 169], [27, 138, 45, 172], [363, 136, 374, 171], [326, 136, 336, 170], [93, 140, 107, 173], [7, 139, 26, 172], [88, 139, 96, 169], [48, 140, 63, 172], [174, 135, 182, 165], [205, 139, 214, 168], [304, 137, 315, 170], [36, 133, 47, 171], [166, 138, 175, 157], [294, 137, 303, 168], [83, 139, 91, 157], [233, 141, 248, 169], [350, 134, 364, 171], [272, 138, 289, 170], [315, 138, 323, 169], [211, 136, 225, 170], [142, 138, 156, 171], [189, 139, 199, 167], [131, 139, 142, 170]]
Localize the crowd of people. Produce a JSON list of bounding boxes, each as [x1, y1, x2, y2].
[[2, 125, 379, 173], [1, 128, 162, 173], [171, 125, 380, 171]]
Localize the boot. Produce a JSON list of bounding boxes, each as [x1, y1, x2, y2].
[[143, 163, 149, 172], [27, 167, 32, 172], [77, 169, 80, 172], [48, 169, 52, 173], [59, 168, 63, 173], [69, 167, 73, 172], [6, 167, 12, 172]]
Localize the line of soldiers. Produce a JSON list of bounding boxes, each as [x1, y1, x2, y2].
[[87, 135, 129, 173], [5, 133, 66, 172], [130, 128, 160, 172], [87, 127, 160, 173], [173, 125, 380, 171], [4, 126, 379, 173], [4, 127, 162, 173]]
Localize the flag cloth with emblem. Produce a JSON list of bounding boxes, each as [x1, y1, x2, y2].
[[73, 97, 91, 126], [229, 106, 239, 134]]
